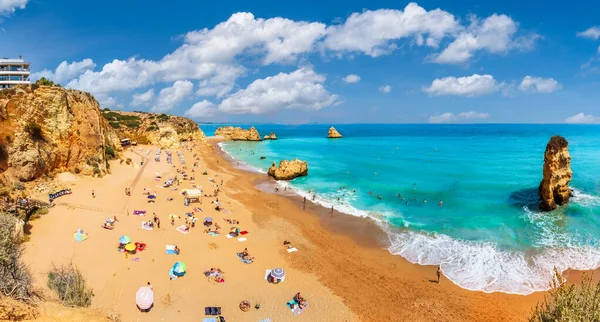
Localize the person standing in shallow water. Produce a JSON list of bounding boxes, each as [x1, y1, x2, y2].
[[437, 266, 442, 283]]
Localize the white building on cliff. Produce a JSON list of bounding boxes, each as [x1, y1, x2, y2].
[[0, 57, 30, 89]]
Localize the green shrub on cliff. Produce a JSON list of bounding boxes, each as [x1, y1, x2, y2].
[[0, 213, 34, 301], [34, 77, 61, 87], [104, 146, 115, 159], [530, 268, 600, 322], [24, 121, 43, 141], [108, 121, 120, 129]]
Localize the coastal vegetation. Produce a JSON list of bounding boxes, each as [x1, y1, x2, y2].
[[47, 264, 94, 307], [0, 213, 34, 301], [530, 269, 600, 322], [34, 77, 61, 87], [24, 121, 43, 141]]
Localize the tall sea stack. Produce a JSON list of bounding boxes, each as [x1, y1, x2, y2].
[[538, 136, 573, 211]]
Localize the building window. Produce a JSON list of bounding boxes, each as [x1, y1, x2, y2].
[[0, 76, 8, 81], [9, 76, 22, 81]]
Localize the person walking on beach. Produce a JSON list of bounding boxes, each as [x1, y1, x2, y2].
[[331, 206, 334, 214], [156, 218, 161, 229], [92, 190, 95, 198], [437, 266, 442, 284]]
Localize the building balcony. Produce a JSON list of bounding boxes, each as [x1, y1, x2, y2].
[[0, 70, 30, 75], [0, 80, 31, 85]]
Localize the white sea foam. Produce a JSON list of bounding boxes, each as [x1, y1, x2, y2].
[[217, 142, 266, 174], [572, 188, 600, 207], [218, 143, 600, 295]]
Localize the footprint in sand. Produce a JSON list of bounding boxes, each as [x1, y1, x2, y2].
[[208, 242, 218, 250]]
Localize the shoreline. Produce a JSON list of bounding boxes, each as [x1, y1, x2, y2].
[[203, 139, 545, 321]]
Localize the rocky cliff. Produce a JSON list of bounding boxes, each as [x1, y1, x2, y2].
[[268, 159, 308, 180], [327, 126, 343, 138], [214, 126, 261, 141], [103, 110, 205, 148], [539, 136, 573, 211], [0, 85, 121, 182], [264, 132, 277, 140]]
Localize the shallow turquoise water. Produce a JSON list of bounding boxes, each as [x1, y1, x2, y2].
[[201, 124, 600, 294]]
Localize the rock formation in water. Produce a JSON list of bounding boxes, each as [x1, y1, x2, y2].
[[327, 126, 343, 138], [214, 126, 262, 141], [0, 85, 121, 181], [264, 132, 277, 140], [102, 110, 206, 148], [267, 159, 308, 180], [539, 136, 573, 211]]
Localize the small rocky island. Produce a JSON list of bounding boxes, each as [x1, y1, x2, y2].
[[264, 132, 277, 140], [214, 126, 262, 141], [539, 136, 573, 211], [327, 126, 343, 138], [268, 159, 308, 180]]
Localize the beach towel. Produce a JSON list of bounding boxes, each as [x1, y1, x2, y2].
[[132, 257, 140, 262], [133, 210, 146, 216], [194, 207, 202, 212], [169, 268, 178, 280], [226, 234, 234, 239], [202, 318, 217, 322], [141, 222, 153, 230], [237, 237, 247, 242], [236, 253, 254, 264], [176, 225, 190, 234], [240, 231, 248, 235], [220, 209, 232, 214], [258, 319, 272, 322], [287, 300, 309, 316], [286, 247, 298, 253], [166, 245, 178, 255], [208, 231, 219, 236]]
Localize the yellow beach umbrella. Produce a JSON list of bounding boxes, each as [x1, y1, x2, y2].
[[169, 214, 179, 220], [124, 243, 136, 251]]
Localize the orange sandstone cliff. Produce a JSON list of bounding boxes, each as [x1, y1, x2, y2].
[[539, 136, 572, 211]]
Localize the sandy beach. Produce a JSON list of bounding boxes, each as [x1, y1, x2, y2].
[[22, 140, 548, 321]]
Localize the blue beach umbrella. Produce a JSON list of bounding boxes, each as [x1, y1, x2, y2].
[[147, 195, 156, 199], [172, 262, 187, 277], [119, 236, 131, 244], [73, 229, 88, 242], [204, 217, 213, 222]]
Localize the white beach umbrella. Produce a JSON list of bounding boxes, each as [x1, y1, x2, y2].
[[136, 286, 154, 310]]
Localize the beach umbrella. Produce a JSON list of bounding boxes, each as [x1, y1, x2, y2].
[[271, 268, 285, 279], [135, 286, 154, 310], [124, 243, 136, 252], [169, 214, 179, 220], [172, 262, 187, 276], [204, 217, 213, 222], [119, 236, 131, 244], [230, 227, 240, 234], [147, 195, 156, 199], [73, 230, 88, 242]]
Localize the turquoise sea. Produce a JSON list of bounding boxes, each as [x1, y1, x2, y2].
[[201, 124, 600, 294]]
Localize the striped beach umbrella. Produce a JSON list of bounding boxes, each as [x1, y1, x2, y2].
[[119, 236, 131, 244], [135, 286, 154, 310], [271, 268, 285, 279], [230, 227, 240, 235], [172, 262, 187, 276]]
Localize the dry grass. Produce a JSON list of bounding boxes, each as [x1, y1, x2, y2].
[[530, 268, 600, 322], [47, 264, 94, 307]]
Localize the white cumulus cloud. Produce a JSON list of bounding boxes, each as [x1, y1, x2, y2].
[[343, 74, 361, 83], [518, 76, 561, 93], [131, 89, 155, 107], [429, 111, 490, 123], [379, 85, 391, 93], [577, 26, 600, 41], [218, 67, 338, 114], [432, 14, 539, 64], [423, 74, 501, 96], [31, 59, 96, 84], [0, 0, 28, 16], [185, 100, 218, 118], [324, 3, 459, 57], [565, 113, 600, 124], [152, 81, 194, 112]]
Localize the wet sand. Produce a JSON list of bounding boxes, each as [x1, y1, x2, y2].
[[22, 140, 549, 321]]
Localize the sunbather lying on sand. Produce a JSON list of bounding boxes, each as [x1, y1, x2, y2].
[[224, 218, 239, 224], [294, 292, 308, 309]]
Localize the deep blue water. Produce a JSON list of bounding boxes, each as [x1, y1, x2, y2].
[[201, 124, 600, 294]]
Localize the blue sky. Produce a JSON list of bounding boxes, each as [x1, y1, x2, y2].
[[1, 0, 599, 123]]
